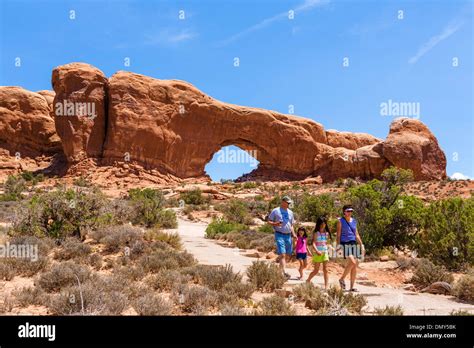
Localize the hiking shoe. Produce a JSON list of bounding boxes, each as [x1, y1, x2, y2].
[[349, 288, 358, 292], [339, 279, 346, 290]]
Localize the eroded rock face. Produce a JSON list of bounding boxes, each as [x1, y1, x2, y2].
[[51, 62, 108, 162], [383, 118, 447, 180], [0, 86, 61, 156], [0, 63, 447, 182], [103, 71, 327, 178]]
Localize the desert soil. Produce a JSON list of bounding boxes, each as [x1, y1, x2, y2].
[[174, 218, 474, 315]]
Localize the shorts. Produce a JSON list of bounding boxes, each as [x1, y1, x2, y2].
[[340, 241, 362, 259], [312, 252, 329, 263], [296, 252, 307, 260], [275, 232, 292, 255]]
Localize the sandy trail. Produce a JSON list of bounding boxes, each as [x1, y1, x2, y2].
[[174, 218, 474, 315]]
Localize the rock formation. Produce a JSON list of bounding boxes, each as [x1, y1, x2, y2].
[[0, 62, 447, 182]]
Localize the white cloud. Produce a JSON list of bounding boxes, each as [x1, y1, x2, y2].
[[450, 172, 471, 180], [144, 28, 197, 45], [218, 0, 330, 46], [408, 20, 463, 64]]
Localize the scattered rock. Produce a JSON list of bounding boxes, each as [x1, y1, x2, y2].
[[421, 282, 452, 295], [380, 255, 390, 262], [266, 252, 277, 259], [275, 289, 293, 298], [402, 284, 416, 291]]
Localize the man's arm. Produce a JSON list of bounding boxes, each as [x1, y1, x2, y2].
[[267, 210, 281, 227]]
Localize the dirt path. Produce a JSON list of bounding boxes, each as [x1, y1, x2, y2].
[[174, 218, 474, 315]]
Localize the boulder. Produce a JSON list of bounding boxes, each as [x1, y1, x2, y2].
[[382, 118, 447, 180], [51, 62, 108, 162], [0, 86, 61, 156]]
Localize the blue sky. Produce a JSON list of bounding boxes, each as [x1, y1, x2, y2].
[[0, 0, 472, 181]]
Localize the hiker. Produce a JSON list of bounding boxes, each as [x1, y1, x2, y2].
[[267, 196, 296, 279], [337, 204, 365, 292], [295, 227, 312, 280], [306, 216, 331, 289]]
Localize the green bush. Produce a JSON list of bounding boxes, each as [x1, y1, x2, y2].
[[180, 189, 208, 205], [205, 218, 246, 239], [343, 171, 424, 252], [20, 171, 45, 185], [246, 261, 286, 291], [411, 259, 454, 288], [453, 274, 474, 303], [1, 175, 26, 201], [12, 187, 110, 239], [258, 224, 274, 234], [417, 197, 473, 271], [219, 199, 252, 224], [295, 193, 337, 223], [127, 188, 168, 227]]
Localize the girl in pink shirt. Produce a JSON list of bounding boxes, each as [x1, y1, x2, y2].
[[295, 227, 312, 280]]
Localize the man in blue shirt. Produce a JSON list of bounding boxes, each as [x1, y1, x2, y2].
[[267, 196, 296, 279]]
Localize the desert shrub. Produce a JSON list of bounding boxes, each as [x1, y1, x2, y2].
[[254, 295, 295, 316], [12, 187, 110, 239], [0, 262, 15, 280], [147, 269, 190, 291], [157, 209, 178, 229], [88, 253, 103, 270], [48, 280, 128, 315], [73, 176, 92, 187], [127, 188, 168, 227], [173, 284, 218, 314], [450, 309, 473, 316], [180, 188, 208, 205], [218, 199, 252, 225], [9, 235, 56, 255], [139, 249, 196, 273], [205, 218, 246, 239], [0, 175, 26, 201], [304, 285, 367, 315], [0, 255, 48, 278], [295, 193, 337, 223], [37, 261, 91, 292], [54, 238, 92, 261], [92, 225, 143, 252], [220, 304, 247, 316], [144, 228, 181, 250], [246, 261, 286, 291], [185, 264, 243, 292], [133, 293, 173, 315], [411, 259, 454, 288], [417, 197, 473, 271], [343, 173, 425, 253], [293, 282, 322, 302], [374, 305, 404, 316], [113, 264, 146, 281], [13, 286, 47, 307], [396, 256, 418, 270], [453, 274, 474, 303], [258, 224, 274, 234]]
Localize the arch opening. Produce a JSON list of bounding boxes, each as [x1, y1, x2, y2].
[[204, 145, 260, 182]]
